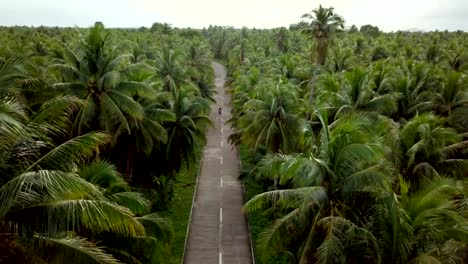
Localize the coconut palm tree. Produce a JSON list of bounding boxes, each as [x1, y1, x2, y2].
[[50, 22, 154, 136], [442, 48, 468, 72], [336, 67, 396, 117], [399, 113, 468, 183], [301, 5, 344, 114], [301, 5, 345, 66], [274, 27, 289, 54], [328, 45, 353, 73], [185, 41, 216, 101], [244, 113, 395, 263], [432, 71, 468, 116], [112, 96, 176, 182], [77, 160, 173, 263], [154, 46, 188, 92], [372, 177, 468, 263], [390, 61, 435, 121], [162, 87, 211, 174], [230, 82, 304, 154]]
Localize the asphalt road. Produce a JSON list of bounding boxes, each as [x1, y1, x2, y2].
[[183, 62, 253, 264]]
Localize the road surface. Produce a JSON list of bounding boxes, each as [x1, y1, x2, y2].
[[183, 62, 253, 264]]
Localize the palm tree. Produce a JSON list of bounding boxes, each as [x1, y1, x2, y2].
[[399, 113, 468, 183], [432, 71, 468, 116], [230, 82, 304, 154], [301, 5, 345, 66], [244, 113, 395, 263], [372, 177, 468, 263], [77, 160, 173, 263], [336, 67, 396, 117], [390, 61, 435, 121], [113, 96, 176, 182], [328, 44, 352, 73], [442, 48, 468, 72], [274, 27, 289, 53], [154, 46, 188, 92], [184, 41, 216, 102], [162, 87, 211, 174], [50, 22, 154, 136], [301, 5, 344, 114]]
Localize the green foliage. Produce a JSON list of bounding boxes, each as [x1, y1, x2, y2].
[[0, 22, 214, 263], [222, 11, 468, 263], [360, 24, 380, 37]]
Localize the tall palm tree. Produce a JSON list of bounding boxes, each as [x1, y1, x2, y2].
[[184, 41, 216, 102], [301, 5, 345, 66], [50, 22, 154, 136], [301, 5, 344, 113], [154, 46, 188, 92], [274, 27, 289, 54], [162, 87, 211, 173], [113, 96, 176, 182]]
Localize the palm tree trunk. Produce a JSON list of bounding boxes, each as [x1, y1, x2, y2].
[[126, 143, 135, 182], [307, 67, 318, 120]]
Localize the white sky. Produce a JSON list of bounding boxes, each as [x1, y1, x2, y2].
[[0, 0, 467, 31]]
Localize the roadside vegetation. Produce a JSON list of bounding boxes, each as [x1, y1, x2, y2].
[[0, 22, 214, 263]]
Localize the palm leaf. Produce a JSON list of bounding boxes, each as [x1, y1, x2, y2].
[[31, 236, 121, 264], [244, 187, 327, 213], [137, 213, 173, 243], [109, 192, 151, 216], [26, 132, 110, 171]]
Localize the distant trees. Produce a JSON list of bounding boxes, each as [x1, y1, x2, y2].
[[360, 24, 380, 37], [151, 22, 172, 34], [349, 24, 358, 33]]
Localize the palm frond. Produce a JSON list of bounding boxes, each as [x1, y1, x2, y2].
[[31, 236, 121, 264], [244, 187, 327, 213], [137, 213, 173, 243], [26, 132, 110, 171], [0, 170, 100, 218], [108, 192, 151, 216]]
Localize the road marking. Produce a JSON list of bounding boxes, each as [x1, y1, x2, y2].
[[220, 178, 223, 188], [219, 252, 223, 264], [220, 157, 223, 165], [220, 207, 223, 223]]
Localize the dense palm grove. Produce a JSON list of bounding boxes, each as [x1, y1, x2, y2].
[[0, 22, 214, 263], [209, 6, 468, 264], [1, 5, 468, 264]]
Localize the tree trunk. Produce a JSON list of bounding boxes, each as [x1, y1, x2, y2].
[[126, 143, 135, 183], [307, 67, 318, 120]]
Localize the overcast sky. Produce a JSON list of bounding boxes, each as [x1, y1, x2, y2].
[[0, 0, 467, 31]]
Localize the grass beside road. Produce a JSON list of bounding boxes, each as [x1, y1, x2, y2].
[[161, 164, 199, 264]]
